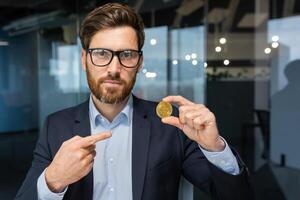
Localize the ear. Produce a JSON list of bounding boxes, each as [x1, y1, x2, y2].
[[137, 55, 144, 73], [81, 49, 87, 71]]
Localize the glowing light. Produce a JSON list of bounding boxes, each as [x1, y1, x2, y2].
[[264, 47, 271, 54], [204, 62, 208, 68], [192, 60, 198, 65], [271, 42, 279, 48], [0, 41, 9, 46], [172, 60, 178, 65], [145, 72, 157, 78], [191, 53, 197, 59], [185, 54, 191, 61], [150, 38, 157, 45], [219, 37, 227, 44], [223, 59, 230, 66], [271, 35, 279, 42], [215, 46, 222, 52]]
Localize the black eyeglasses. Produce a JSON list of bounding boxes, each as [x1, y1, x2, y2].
[[87, 48, 143, 68]]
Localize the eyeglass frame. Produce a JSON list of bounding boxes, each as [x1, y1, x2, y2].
[[87, 48, 143, 68]]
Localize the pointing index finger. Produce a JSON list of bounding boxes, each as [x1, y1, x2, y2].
[[162, 95, 194, 107], [78, 131, 112, 148], [91, 131, 112, 143]]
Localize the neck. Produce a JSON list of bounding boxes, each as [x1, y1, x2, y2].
[[92, 94, 130, 122]]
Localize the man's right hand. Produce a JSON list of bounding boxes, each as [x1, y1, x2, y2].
[[45, 132, 112, 193]]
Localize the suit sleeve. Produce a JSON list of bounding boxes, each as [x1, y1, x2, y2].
[[180, 131, 253, 200], [15, 116, 53, 200]]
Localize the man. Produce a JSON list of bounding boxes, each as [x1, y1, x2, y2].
[[16, 3, 252, 200]]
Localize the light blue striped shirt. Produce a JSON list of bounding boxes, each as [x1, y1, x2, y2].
[[37, 94, 239, 200]]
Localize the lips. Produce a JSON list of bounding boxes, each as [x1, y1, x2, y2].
[[102, 79, 123, 87], [103, 80, 121, 84]]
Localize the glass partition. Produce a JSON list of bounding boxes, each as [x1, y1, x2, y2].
[[0, 32, 38, 133], [134, 26, 168, 100], [37, 23, 84, 128], [269, 16, 300, 170]]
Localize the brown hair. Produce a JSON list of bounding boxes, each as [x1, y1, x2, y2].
[[79, 3, 145, 50]]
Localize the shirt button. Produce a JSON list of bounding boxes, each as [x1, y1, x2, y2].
[[110, 187, 114, 192], [109, 158, 114, 163]]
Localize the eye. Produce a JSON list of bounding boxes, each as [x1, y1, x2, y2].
[[92, 49, 110, 58], [120, 50, 139, 60], [120, 51, 133, 59]]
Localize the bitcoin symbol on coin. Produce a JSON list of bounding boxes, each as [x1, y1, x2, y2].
[[156, 101, 172, 118]]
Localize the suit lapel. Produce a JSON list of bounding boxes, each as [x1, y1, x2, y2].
[[73, 100, 91, 138], [132, 96, 151, 200], [73, 100, 94, 200]]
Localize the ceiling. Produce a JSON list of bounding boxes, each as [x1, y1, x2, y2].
[[0, 0, 299, 34]]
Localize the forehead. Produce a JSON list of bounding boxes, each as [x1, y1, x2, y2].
[[89, 26, 138, 50]]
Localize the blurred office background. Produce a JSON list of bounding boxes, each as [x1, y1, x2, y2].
[[0, 0, 299, 199]]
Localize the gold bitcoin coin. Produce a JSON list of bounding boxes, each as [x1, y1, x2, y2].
[[156, 101, 172, 118]]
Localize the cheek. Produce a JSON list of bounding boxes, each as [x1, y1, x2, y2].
[[87, 69, 104, 85], [86, 62, 106, 76], [123, 69, 138, 80]]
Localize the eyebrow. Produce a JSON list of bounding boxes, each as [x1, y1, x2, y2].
[[89, 47, 139, 51]]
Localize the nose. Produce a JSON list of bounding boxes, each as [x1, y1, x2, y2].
[[107, 55, 122, 74]]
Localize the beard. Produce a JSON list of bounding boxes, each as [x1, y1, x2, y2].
[[86, 61, 137, 104]]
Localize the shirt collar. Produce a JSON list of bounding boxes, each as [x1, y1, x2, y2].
[[89, 94, 133, 129]]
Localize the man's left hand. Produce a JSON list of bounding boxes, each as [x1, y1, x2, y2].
[[161, 95, 225, 152]]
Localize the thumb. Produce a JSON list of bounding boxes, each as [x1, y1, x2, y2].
[[161, 116, 183, 130]]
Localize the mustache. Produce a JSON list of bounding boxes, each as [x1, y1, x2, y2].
[[100, 73, 125, 83]]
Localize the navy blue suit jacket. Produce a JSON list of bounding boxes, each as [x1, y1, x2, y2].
[[16, 96, 252, 200]]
